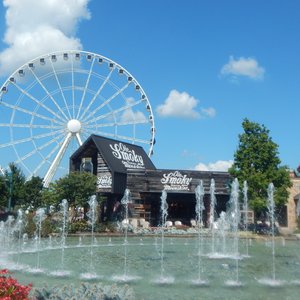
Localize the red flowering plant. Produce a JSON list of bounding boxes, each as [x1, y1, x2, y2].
[[0, 269, 32, 300]]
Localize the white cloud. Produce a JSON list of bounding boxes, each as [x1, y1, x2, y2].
[[194, 160, 233, 172], [156, 89, 216, 119], [120, 97, 147, 123], [221, 56, 265, 80], [0, 0, 91, 76], [200, 107, 216, 118]]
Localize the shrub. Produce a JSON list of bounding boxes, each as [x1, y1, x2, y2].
[[95, 222, 118, 233], [24, 213, 56, 238], [0, 269, 32, 300], [68, 219, 89, 233], [33, 282, 134, 300]]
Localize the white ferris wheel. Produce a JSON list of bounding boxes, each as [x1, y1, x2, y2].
[[0, 50, 156, 186]]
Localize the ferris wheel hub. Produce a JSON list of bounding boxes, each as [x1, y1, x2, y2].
[[67, 119, 82, 133]]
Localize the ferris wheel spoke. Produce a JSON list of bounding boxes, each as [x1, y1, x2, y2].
[[29, 68, 70, 121], [43, 132, 72, 187], [84, 128, 150, 145], [49, 60, 72, 119], [0, 123, 62, 129], [71, 57, 75, 117], [82, 82, 131, 124], [0, 128, 65, 149], [85, 119, 149, 129], [76, 57, 96, 119], [79, 67, 115, 120], [32, 134, 66, 177], [84, 128, 108, 137], [113, 134, 150, 145], [15, 147, 46, 166], [10, 81, 67, 123], [84, 98, 145, 125], [80, 131, 90, 141], [35, 132, 65, 151], [1, 101, 65, 126]]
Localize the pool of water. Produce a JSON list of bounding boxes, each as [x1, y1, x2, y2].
[[1, 236, 300, 300]]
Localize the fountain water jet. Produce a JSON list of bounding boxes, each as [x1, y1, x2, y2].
[[15, 209, 25, 266], [31, 208, 46, 273], [217, 211, 228, 255], [225, 178, 243, 287], [113, 189, 140, 283], [191, 181, 208, 286], [209, 179, 217, 255], [80, 195, 100, 280], [242, 181, 250, 257], [258, 183, 285, 286], [50, 199, 71, 277], [153, 189, 174, 284]]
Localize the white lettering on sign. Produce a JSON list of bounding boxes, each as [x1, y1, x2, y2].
[[161, 171, 193, 191], [97, 175, 112, 189], [109, 142, 144, 169]]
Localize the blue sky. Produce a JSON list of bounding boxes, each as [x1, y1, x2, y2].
[[0, 0, 299, 176]]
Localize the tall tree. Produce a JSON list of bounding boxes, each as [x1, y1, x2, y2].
[[0, 175, 9, 209], [229, 119, 291, 217], [5, 163, 26, 209], [22, 176, 44, 209], [42, 171, 97, 210]]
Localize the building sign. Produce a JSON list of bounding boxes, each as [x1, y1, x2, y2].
[[97, 175, 112, 189], [109, 142, 145, 169], [161, 171, 193, 191]]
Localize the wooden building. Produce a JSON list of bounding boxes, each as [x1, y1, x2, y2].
[[70, 134, 231, 226]]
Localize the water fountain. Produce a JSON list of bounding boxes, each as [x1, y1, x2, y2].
[[192, 180, 208, 286], [258, 183, 285, 286], [81, 195, 99, 279], [154, 189, 174, 284], [113, 188, 139, 282], [0, 185, 299, 300], [32, 208, 46, 273], [216, 211, 229, 255], [15, 209, 25, 265], [242, 181, 250, 257], [50, 199, 71, 277], [208, 178, 229, 259], [209, 179, 217, 255], [225, 178, 242, 287]]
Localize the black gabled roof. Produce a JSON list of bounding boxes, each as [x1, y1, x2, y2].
[[70, 134, 156, 173]]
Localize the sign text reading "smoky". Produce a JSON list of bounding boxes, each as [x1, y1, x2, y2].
[[97, 175, 112, 189], [161, 171, 193, 191], [109, 142, 144, 169]]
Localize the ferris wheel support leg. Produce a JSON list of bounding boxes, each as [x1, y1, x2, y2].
[[43, 132, 72, 187], [76, 133, 83, 146]]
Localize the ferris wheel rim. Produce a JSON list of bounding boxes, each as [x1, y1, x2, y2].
[[0, 50, 156, 185]]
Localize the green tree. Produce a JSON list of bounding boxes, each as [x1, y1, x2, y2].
[[228, 119, 291, 217], [5, 163, 26, 210], [0, 175, 9, 209], [41, 171, 97, 214], [22, 176, 44, 209]]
